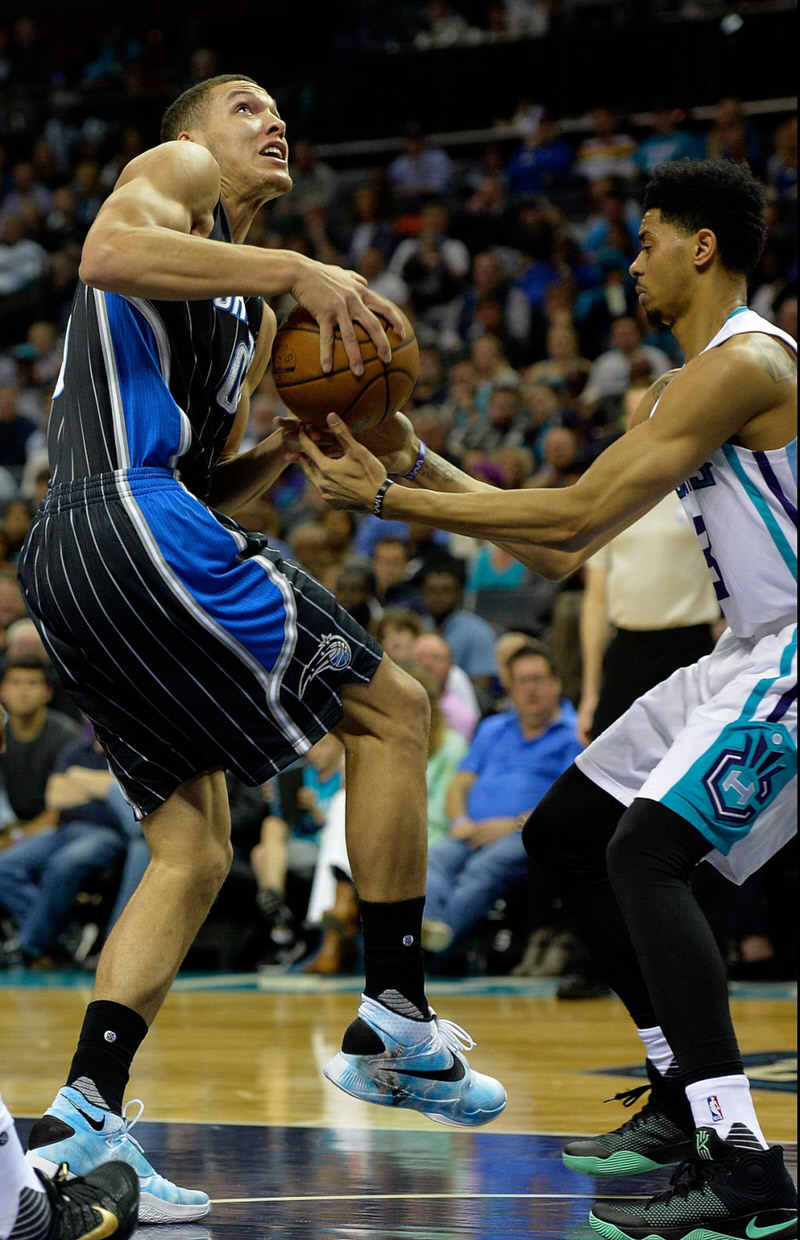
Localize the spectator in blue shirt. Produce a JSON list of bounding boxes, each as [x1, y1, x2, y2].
[[505, 113, 574, 200], [422, 643, 582, 953], [634, 105, 703, 177]]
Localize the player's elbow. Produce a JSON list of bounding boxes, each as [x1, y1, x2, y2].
[[79, 235, 131, 292]]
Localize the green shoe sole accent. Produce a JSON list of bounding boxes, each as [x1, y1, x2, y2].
[[563, 1150, 669, 1176], [589, 1216, 796, 1240]]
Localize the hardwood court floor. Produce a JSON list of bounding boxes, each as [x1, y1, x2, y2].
[[2, 975, 796, 1239]]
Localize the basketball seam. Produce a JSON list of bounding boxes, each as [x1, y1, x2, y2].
[[273, 352, 417, 390]]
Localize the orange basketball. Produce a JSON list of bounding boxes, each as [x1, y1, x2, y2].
[[271, 304, 418, 433]]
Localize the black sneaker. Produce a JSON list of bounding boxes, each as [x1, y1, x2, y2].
[[588, 1127, 797, 1239], [37, 1159, 139, 1239], [563, 1061, 694, 1176]]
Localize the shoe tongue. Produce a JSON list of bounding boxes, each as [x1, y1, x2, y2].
[[695, 1127, 729, 1161]]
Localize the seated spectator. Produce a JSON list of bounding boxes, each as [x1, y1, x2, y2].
[[387, 123, 454, 207], [422, 642, 583, 954], [333, 556, 383, 635], [466, 542, 529, 595], [633, 103, 703, 177], [0, 385, 38, 479], [582, 184, 641, 260], [375, 607, 427, 664], [250, 733, 344, 961], [355, 245, 410, 310], [0, 730, 129, 967], [388, 199, 469, 327], [525, 321, 592, 394], [574, 105, 637, 183], [418, 556, 498, 705], [345, 183, 397, 269], [705, 96, 762, 171], [580, 314, 673, 409], [505, 111, 574, 199], [412, 629, 480, 741], [0, 654, 81, 844], [525, 425, 585, 489], [371, 535, 424, 612]]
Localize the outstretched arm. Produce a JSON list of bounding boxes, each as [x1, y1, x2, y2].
[[296, 347, 772, 574]]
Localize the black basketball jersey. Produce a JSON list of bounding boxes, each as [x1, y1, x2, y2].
[[47, 203, 264, 502]]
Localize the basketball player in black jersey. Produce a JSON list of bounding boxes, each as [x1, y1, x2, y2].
[[18, 75, 506, 1223]]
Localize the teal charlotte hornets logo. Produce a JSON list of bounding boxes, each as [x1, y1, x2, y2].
[[703, 730, 791, 826], [299, 634, 352, 697]]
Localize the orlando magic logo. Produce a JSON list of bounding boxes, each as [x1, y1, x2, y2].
[[299, 634, 352, 697], [703, 730, 791, 826]]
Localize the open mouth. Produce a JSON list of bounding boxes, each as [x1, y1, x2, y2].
[[260, 144, 287, 163]]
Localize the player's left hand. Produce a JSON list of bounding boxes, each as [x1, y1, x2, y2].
[[296, 413, 387, 511]]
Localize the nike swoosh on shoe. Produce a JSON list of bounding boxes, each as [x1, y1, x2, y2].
[[385, 1056, 467, 1083], [66, 1099, 107, 1132], [745, 1218, 797, 1238]]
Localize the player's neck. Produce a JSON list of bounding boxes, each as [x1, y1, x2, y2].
[[672, 281, 748, 362]]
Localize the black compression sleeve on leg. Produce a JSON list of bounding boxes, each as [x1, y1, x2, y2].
[[606, 799, 742, 1083], [522, 765, 657, 1026]]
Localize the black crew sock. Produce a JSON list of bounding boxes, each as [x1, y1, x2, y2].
[[66, 1000, 148, 1115], [359, 897, 431, 1021]]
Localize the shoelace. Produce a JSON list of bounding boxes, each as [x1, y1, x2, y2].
[[106, 1098, 147, 1159], [601, 1083, 662, 1133], [648, 1154, 718, 1205], [434, 1017, 476, 1054]]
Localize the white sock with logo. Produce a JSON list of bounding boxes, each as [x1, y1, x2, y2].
[[685, 1074, 768, 1149], [636, 1025, 679, 1077], [0, 1098, 49, 1240]]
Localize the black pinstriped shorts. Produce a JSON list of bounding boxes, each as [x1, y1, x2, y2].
[[18, 469, 382, 818]]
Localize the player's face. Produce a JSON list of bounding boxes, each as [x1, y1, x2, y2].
[[200, 82, 292, 202], [629, 209, 695, 326]]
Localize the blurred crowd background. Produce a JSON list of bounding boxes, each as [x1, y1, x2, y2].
[[0, 0, 795, 985]]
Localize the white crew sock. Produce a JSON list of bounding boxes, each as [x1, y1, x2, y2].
[[0, 1098, 49, 1240], [685, 1074, 768, 1149], [636, 1025, 679, 1077]]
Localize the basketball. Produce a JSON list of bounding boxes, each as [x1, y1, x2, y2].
[[271, 304, 419, 433]]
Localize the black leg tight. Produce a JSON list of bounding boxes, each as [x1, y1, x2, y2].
[[523, 765, 742, 1083]]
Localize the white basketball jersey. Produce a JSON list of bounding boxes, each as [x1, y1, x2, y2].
[[670, 308, 797, 639]]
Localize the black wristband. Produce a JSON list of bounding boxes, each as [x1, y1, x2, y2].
[[372, 478, 394, 518]]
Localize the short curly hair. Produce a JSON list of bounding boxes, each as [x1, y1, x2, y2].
[[160, 74, 260, 143], [643, 158, 767, 279]]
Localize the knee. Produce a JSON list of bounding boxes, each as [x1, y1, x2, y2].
[[521, 781, 564, 866]]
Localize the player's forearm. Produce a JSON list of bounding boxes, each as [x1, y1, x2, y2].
[[209, 430, 288, 516], [408, 448, 582, 580], [80, 227, 309, 302]]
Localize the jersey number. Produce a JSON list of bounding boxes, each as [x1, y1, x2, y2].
[[692, 514, 730, 601], [216, 340, 253, 416]]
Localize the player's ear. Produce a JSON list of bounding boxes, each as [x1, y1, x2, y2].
[[694, 228, 717, 271]]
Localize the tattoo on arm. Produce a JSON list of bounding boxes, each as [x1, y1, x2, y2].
[[418, 455, 473, 488], [752, 337, 796, 383]]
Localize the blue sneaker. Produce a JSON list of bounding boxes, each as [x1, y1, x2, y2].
[[26, 1087, 210, 1223], [323, 995, 507, 1127]]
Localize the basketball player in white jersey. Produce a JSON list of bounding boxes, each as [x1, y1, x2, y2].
[[297, 159, 797, 1240]]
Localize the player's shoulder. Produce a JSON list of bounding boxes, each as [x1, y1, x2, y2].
[[716, 330, 797, 384], [114, 140, 220, 197]]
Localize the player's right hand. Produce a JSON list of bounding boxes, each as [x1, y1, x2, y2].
[[289, 258, 404, 378]]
